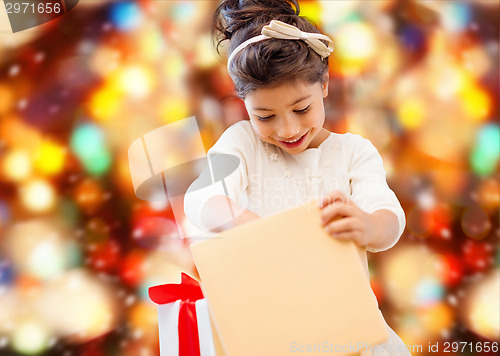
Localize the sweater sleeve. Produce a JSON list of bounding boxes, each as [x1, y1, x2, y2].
[[345, 133, 406, 253], [184, 121, 255, 231]]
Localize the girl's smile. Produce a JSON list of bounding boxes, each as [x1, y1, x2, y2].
[[244, 79, 330, 154], [278, 131, 308, 149]]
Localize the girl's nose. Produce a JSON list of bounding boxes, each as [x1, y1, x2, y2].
[[276, 115, 300, 139]]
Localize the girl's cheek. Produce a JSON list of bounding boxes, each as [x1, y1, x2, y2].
[[311, 109, 325, 126], [251, 120, 271, 138]]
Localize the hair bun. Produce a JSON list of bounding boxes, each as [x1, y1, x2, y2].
[[213, 0, 300, 53]]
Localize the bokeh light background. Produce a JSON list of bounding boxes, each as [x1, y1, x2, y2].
[[0, 0, 498, 355]]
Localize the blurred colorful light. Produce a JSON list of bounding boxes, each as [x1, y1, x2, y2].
[[19, 179, 56, 213], [440, 2, 472, 33], [380, 246, 446, 310], [88, 86, 122, 122], [11, 319, 50, 355], [36, 270, 119, 342], [138, 26, 165, 61], [109, 1, 142, 31], [129, 302, 158, 341], [441, 254, 464, 287], [0, 118, 41, 151], [0, 83, 14, 114], [462, 46, 492, 79], [399, 25, 426, 53], [477, 178, 500, 209], [335, 22, 376, 75], [0, 200, 10, 227], [0, 288, 17, 334], [90, 46, 122, 77], [195, 35, 220, 69], [70, 123, 112, 176], [461, 205, 491, 240], [120, 249, 146, 288], [29, 240, 66, 280], [432, 65, 468, 99], [470, 124, 500, 176], [299, 1, 322, 25], [462, 269, 500, 340], [406, 205, 432, 238], [56, 198, 80, 227], [5, 219, 76, 280], [397, 313, 427, 347], [2, 149, 32, 182], [462, 239, 494, 272], [397, 98, 426, 130], [74, 179, 105, 213], [170, 2, 197, 23], [417, 302, 454, 335], [414, 278, 445, 307], [459, 84, 491, 122], [0, 259, 14, 285], [0, 0, 497, 353], [320, 1, 361, 29], [84, 149, 112, 176], [132, 217, 180, 250], [162, 53, 187, 81], [70, 123, 105, 161], [87, 239, 121, 273], [159, 97, 190, 124], [33, 140, 66, 176], [116, 65, 156, 99]]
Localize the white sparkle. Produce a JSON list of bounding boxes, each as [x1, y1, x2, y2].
[[8, 65, 20, 77], [447, 294, 458, 306], [34, 52, 45, 63], [102, 22, 112, 32], [417, 190, 435, 209], [49, 105, 59, 114], [440, 228, 451, 239], [17, 98, 27, 110], [125, 294, 136, 306], [0, 337, 8, 348], [133, 328, 144, 339]]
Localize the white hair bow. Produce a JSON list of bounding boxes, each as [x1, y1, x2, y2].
[[227, 20, 334, 70]]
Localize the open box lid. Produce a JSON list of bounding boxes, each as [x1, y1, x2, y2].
[[191, 203, 388, 356]]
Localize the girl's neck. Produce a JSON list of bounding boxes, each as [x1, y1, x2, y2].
[[307, 128, 331, 149]]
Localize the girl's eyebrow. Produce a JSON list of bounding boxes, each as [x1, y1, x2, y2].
[[252, 95, 312, 111]]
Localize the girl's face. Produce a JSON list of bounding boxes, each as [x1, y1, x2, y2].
[[244, 79, 329, 154]]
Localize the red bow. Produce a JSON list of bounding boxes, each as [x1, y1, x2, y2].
[[149, 273, 205, 356], [149, 272, 204, 304]]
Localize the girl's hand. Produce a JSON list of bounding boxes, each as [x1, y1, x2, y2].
[[318, 190, 376, 247]]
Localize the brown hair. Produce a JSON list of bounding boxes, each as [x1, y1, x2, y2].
[[213, 0, 329, 99]]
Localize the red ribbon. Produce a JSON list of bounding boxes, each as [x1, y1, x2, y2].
[[149, 273, 204, 356]]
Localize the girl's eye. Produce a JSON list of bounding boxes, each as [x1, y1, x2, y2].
[[255, 106, 309, 121], [256, 115, 274, 122], [294, 105, 311, 114]]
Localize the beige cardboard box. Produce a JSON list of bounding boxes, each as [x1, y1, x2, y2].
[[191, 203, 388, 355]]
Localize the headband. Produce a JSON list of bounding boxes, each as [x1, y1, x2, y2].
[[227, 20, 334, 70]]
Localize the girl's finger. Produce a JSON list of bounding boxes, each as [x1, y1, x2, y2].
[[318, 190, 347, 208], [324, 217, 361, 234], [320, 203, 353, 225], [326, 230, 359, 242]]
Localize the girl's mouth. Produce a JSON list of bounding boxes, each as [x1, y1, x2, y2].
[[279, 132, 308, 148]]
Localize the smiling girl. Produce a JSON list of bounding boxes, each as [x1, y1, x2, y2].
[[184, 1, 409, 354]]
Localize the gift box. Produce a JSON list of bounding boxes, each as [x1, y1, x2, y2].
[[149, 273, 226, 356], [190, 203, 388, 355]]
